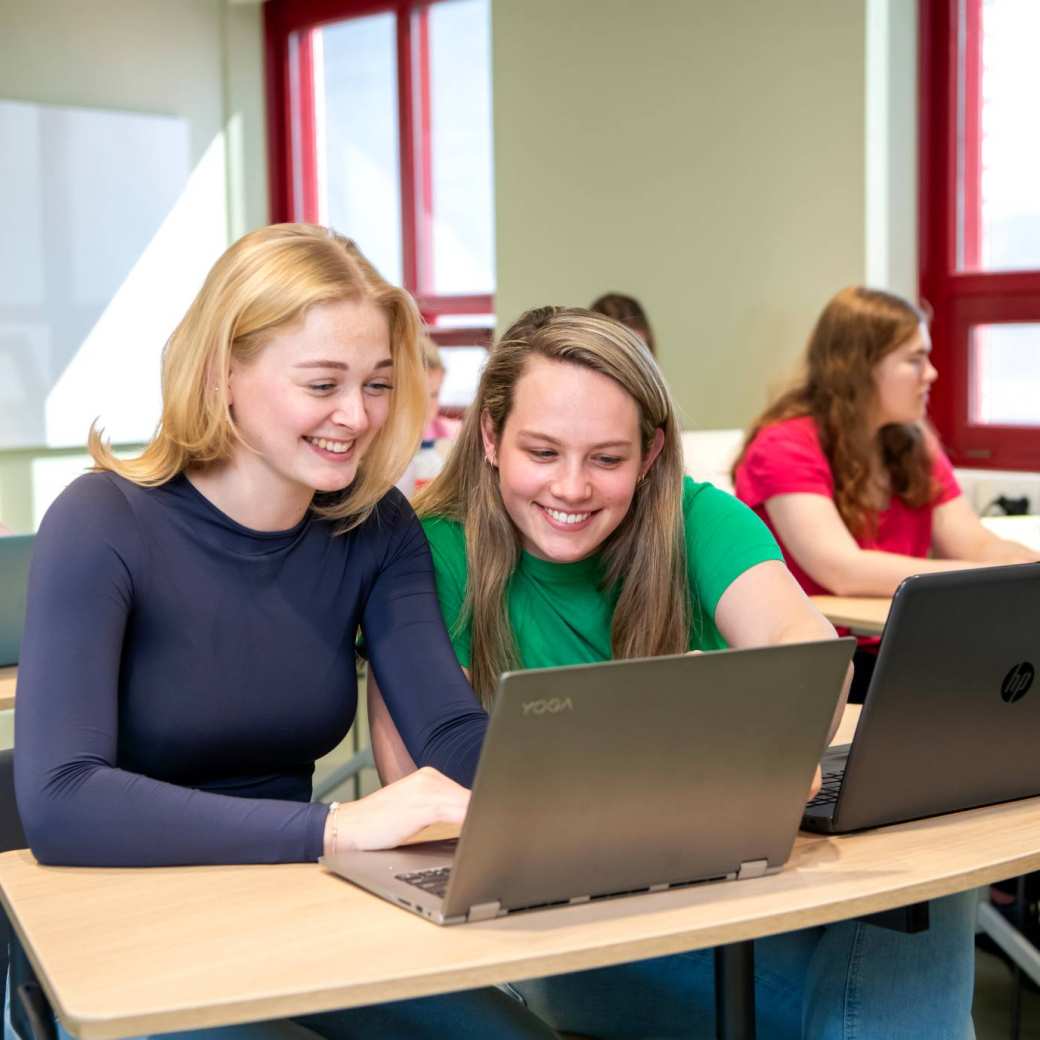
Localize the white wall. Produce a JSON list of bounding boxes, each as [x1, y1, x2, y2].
[[0, 0, 267, 531]]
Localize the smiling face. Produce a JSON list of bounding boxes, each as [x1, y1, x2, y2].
[[482, 356, 662, 563], [226, 297, 393, 516], [871, 323, 938, 428]]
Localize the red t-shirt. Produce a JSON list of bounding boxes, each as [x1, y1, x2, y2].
[[733, 415, 961, 597]]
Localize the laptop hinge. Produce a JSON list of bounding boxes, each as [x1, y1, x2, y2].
[[737, 859, 769, 880], [467, 900, 502, 922]]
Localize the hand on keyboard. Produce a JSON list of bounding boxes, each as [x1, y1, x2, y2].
[[324, 767, 469, 856]]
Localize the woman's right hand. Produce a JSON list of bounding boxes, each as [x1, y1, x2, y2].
[[323, 767, 470, 857]]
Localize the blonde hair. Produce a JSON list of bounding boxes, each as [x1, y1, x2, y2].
[[415, 306, 689, 706], [423, 337, 445, 372], [89, 224, 427, 529]]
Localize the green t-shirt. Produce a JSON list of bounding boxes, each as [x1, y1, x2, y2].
[[420, 476, 782, 670]]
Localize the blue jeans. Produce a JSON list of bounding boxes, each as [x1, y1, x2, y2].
[[512, 891, 977, 1039], [4, 984, 556, 1040]]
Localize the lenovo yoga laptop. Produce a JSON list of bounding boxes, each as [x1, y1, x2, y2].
[[324, 638, 854, 924]]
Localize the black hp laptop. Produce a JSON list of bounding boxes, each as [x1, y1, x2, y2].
[[0, 535, 33, 666], [804, 562, 1040, 834], [324, 638, 853, 924]]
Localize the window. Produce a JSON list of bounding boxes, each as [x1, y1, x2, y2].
[[920, 0, 1040, 469], [265, 0, 494, 410]]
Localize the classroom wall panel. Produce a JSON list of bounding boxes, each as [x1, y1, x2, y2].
[[0, 0, 267, 531], [491, 0, 869, 431]]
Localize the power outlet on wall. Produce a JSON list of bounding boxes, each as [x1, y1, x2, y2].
[[972, 479, 1040, 516]]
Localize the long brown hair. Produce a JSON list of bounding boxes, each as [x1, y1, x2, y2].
[[414, 307, 688, 706], [89, 224, 426, 530], [734, 286, 937, 537]]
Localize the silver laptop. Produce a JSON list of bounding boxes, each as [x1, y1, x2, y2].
[[803, 562, 1040, 834], [323, 638, 854, 924], [0, 535, 33, 667]]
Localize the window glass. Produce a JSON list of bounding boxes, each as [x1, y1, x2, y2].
[[432, 312, 494, 329], [314, 14, 403, 284], [437, 346, 487, 409], [427, 0, 495, 295], [970, 322, 1040, 426], [972, 0, 1040, 270]]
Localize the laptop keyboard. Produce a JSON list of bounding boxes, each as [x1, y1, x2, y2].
[[396, 866, 452, 899], [807, 766, 846, 807]]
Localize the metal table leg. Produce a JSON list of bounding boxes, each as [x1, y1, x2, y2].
[[10, 934, 56, 1040], [714, 940, 756, 1040]]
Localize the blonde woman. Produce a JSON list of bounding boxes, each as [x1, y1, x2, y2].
[[371, 307, 977, 1039], [14, 226, 555, 1040]]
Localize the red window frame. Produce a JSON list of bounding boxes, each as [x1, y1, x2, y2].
[[265, 0, 494, 348], [919, 0, 1040, 470]]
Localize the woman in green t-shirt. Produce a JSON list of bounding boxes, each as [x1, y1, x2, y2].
[[371, 307, 976, 1039]]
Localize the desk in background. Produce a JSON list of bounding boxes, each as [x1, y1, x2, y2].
[[979, 514, 1040, 550], [811, 596, 889, 636]]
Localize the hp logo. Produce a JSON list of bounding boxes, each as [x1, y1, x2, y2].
[[1001, 662, 1035, 704]]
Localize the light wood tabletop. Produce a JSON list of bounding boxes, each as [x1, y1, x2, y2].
[[8, 708, 1040, 1040], [0, 666, 16, 711], [811, 596, 891, 636]]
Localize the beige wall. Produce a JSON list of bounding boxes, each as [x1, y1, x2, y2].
[[0, 0, 267, 531], [0, 0, 907, 528], [492, 0, 868, 430]]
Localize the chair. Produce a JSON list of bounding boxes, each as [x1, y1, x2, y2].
[[0, 750, 55, 1040], [312, 657, 376, 804]]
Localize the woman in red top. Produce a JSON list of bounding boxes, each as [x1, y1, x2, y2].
[[733, 286, 1038, 697]]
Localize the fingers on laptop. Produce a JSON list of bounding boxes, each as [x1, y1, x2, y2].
[[325, 767, 470, 855]]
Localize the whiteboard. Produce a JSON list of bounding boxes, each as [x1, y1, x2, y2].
[[0, 99, 227, 449]]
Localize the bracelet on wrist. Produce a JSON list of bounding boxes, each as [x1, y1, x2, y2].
[[327, 801, 341, 856]]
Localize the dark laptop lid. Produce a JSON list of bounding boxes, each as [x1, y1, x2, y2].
[[0, 535, 33, 667], [832, 562, 1040, 831]]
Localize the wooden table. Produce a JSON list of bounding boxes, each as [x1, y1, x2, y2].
[[0, 667, 16, 711], [5, 708, 1040, 1040], [979, 514, 1040, 551], [811, 595, 890, 636]]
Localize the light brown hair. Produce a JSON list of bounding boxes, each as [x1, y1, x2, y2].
[[734, 286, 937, 537], [422, 337, 445, 372], [414, 306, 688, 705]]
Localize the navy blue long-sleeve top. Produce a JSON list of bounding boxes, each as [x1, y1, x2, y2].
[[14, 472, 487, 866]]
